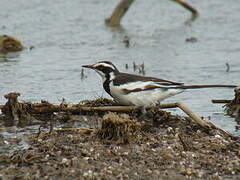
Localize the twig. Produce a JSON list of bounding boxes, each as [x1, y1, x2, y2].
[[78, 103, 178, 112], [0, 103, 178, 114], [212, 99, 231, 103], [178, 134, 192, 151], [0, 99, 177, 114], [36, 125, 42, 138], [49, 122, 53, 134], [55, 128, 94, 134], [172, 0, 198, 15], [226, 63, 230, 72]]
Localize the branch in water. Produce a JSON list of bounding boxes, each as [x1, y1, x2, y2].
[[105, 0, 198, 27], [212, 99, 231, 103], [105, 0, 134, 26], [172, 0, 198, 15]]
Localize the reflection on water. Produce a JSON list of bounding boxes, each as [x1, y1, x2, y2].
[[0, 55, 19, 62]]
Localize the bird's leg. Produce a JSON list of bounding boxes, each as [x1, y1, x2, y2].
[[140, 105, 147, 114], [138, 105, 152, 122]]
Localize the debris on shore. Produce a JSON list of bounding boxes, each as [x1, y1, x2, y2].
[[212, 87, 240, 124], [0, 92, 240, 179], [224, 88, 240, 118], [0, 35, 23, 54]]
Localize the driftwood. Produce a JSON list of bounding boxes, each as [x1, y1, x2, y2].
[[105, 0, 134, 26], [175, 102, 234, 139], [212, 99, 232, 103], [0, 92, 236, 139], [175, 102, 210, 129], [0, 94, 210, 131], [106, 0, 198, 26]]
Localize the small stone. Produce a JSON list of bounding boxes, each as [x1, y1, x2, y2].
[[185, 37, 198, 43], [3, 140, 9, 145], [83, 157, 90, 161], [62, 158, 68, 164], [214, 134, 221, 138], [153, 170, 160, 175]]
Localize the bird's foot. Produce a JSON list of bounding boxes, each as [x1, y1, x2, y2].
[[138, 106, 152, 122]]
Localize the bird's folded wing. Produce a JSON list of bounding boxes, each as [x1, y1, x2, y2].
[[113, 72, 183, 86]]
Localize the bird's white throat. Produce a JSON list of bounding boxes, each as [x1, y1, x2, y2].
[[95, 70, 116, 82]]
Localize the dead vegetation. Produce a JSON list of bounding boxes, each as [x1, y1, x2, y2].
[[225, 88, 240, 118], [96, 112, 141, 144], [0, 92, 240, 179], [0, 92, 235, 140], [0, 35, 23, 54], [212, 87, 240, 123]]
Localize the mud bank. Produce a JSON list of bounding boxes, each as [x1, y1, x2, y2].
[[0, 96, 240, 179]]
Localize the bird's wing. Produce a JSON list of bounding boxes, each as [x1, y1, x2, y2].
[[112, 73, 184, 94], [113, 73, 183, 86]]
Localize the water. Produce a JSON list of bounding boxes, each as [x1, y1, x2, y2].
[[0, 0, 240, 146]]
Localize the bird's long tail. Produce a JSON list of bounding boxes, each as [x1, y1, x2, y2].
[[177, 84, 238, 89]]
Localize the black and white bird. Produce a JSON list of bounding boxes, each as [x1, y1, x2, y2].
[[82, 61, 237, 106]]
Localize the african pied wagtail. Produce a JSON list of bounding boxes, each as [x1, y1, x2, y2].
[[82, 61, 237, 106]]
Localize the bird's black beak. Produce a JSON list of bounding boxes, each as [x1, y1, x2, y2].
[[82, 64, 95, 69]]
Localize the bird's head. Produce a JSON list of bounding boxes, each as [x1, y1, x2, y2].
[[82, 61, 119, 81]]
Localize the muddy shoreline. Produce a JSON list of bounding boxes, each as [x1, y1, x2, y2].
[[0, 97, 240, 179]]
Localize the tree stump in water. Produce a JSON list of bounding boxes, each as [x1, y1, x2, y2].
[[1, 92, 32, 122]]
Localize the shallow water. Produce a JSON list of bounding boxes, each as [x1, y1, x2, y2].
[[0, 0, 240, 141]]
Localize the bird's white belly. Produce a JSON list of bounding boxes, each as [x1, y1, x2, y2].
[[110, 85, 184, 106]]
